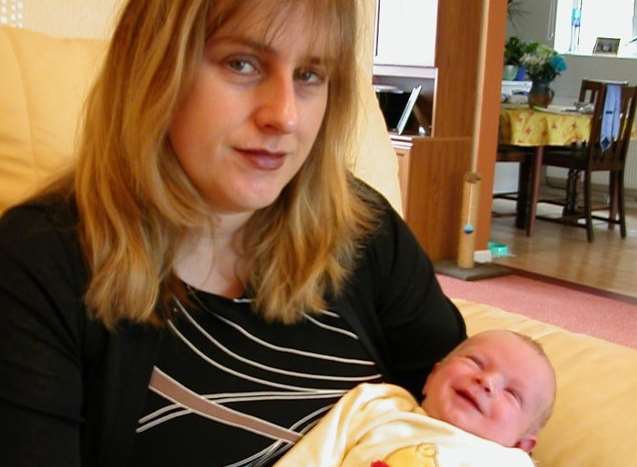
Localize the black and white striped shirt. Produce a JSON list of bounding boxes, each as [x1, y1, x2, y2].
[[131, 287, 382, 466]]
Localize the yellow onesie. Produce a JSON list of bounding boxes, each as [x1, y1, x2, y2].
[[274, 383, 534, 467]]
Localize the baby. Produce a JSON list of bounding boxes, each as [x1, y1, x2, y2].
[[274, 329, 556, 467]]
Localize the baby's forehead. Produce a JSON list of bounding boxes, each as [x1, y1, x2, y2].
[[462, 330, 531, 350]]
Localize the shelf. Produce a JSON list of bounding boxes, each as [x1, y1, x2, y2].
[[373, 64, 437, 79]]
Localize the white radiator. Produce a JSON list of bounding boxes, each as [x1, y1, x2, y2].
[[625, 145, 637, 191]]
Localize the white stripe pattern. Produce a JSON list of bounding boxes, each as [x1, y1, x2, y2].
[[177, 304, 381, 382], [302, 312, 359, 340], [180, 297, 376, 365], [134, 292, 382, 466]]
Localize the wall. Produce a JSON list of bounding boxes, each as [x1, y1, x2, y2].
[[506, 0, 556, 45], [23, 0, 122, 38]]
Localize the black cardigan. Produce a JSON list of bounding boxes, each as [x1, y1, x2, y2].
[[0, 194, 466, 467]]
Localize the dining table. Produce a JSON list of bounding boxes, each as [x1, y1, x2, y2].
[[498, 103, 594, 236]]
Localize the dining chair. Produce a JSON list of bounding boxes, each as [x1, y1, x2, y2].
[[536, 82, 637, 242]]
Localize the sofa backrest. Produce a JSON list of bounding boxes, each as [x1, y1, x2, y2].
[[0, 26, 106, 212]]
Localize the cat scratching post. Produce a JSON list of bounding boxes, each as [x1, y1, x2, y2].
[[457, 172, 482, 268], [434, 0, 510, 281]]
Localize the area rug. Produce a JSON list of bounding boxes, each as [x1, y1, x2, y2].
[[437, 273, 637, 349]]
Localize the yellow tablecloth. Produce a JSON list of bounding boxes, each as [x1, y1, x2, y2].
[[499, 106, 591, 146]]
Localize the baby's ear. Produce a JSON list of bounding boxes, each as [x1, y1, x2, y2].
[[514, 434, 537, 453]]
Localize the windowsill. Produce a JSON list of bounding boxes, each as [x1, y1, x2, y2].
[[561, 52, 637, 60]]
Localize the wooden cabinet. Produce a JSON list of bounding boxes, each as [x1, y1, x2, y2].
[[392, 137, 472, 262], [374, 0, 438, 68]]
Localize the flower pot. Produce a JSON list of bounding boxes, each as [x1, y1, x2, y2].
[[528, 81, 554, 108], [503, 65, 518, 81]]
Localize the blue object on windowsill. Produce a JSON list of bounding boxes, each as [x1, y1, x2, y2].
[[514, 65, 527, 81]]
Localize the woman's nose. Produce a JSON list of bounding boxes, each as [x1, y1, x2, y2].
[[254, 73, 299, 134]]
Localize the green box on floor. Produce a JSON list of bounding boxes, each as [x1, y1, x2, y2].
[[488, 241, 509, 258]]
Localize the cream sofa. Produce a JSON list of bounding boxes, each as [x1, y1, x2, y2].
[[2, 26, 637, 467]]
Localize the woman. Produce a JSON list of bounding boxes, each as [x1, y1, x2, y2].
[[0, 1, 466, 466]]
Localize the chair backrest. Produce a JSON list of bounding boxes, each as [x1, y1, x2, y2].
[[579, 79, 629, 103], [585, 84, 637, 169], [578, 79, 607, 104], [579, 80, 628, 148], [617, 86, 637, 163], [580, 81, 608, 150]]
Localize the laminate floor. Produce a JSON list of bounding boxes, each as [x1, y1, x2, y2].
[[490, 188, 637, 299]]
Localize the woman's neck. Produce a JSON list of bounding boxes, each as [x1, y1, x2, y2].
[[174, 212, 251, 298]]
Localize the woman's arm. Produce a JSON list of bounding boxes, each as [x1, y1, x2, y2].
[[0, 203, 86, 466], [367, 197, 467, 397]]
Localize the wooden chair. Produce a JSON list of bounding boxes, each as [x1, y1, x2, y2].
[[536, 82, 637, 241]]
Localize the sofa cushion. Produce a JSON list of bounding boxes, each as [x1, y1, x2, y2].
[[457, 298, 637, 467], [0, 27, 106, 212]]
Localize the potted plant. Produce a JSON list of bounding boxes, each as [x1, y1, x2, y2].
[[520, 43, 568, 107], [503, 36, 527, 80]]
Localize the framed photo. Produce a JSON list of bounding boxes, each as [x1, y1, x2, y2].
[[593, 37, 620, 55]]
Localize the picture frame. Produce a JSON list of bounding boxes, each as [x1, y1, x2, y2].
[[593, 37, 620, 56]]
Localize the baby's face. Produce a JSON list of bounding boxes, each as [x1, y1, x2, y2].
[[422, 331, 554, 451]]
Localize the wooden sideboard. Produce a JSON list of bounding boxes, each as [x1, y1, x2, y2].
[[392, 136, 471, 261]]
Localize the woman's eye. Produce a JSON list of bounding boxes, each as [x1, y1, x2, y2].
[[226, 58, 258, 75], [295, 68, 326, 84]]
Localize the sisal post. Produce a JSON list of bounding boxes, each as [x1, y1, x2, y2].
[[457, 172, 482, 268]]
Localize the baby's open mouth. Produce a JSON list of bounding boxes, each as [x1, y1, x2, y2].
[[456, 389, 482, 413]]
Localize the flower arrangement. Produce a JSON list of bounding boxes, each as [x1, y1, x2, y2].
[[520, 43, 567, 83]]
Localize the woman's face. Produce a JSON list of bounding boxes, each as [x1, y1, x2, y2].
[[169, 6, 330, 215]]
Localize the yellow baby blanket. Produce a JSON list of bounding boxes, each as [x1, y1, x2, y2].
[[274, 383, 533, 467]]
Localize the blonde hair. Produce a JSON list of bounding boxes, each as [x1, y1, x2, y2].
[[60, 0, 376, 328]]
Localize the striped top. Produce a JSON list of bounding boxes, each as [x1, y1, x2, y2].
[[131, 286, 382, 466]]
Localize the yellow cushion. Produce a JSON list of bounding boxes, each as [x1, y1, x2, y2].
[[457, 298, 637, 467], [0, 27, 106, 212]]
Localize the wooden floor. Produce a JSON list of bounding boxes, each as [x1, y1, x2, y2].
[[490, 189, 637, 299]]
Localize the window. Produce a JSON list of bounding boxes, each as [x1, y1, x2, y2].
[[554, 0, 637, 56]]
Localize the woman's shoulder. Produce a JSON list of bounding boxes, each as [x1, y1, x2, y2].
[[1, 194, 79, 233], [351, 177, 419, 254], [0, 194, 87, 289]]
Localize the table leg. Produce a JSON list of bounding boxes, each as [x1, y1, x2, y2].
[[609, 171, 618, 229], [525, 146, 543, 237], [515, 157, 531, 230]]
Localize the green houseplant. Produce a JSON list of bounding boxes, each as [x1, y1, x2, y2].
[[503, 36, 527, 80]]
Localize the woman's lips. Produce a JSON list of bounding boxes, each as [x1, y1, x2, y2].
[[236, 148, 286, 171]]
